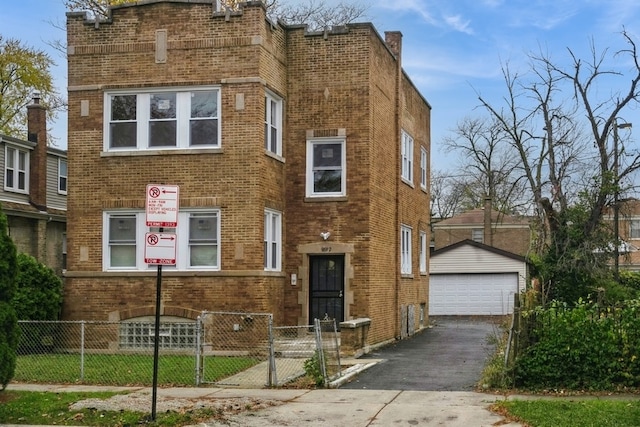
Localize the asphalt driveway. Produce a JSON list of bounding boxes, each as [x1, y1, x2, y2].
[[340, 316, 502, 391]]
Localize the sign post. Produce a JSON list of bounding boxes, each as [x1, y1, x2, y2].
[[145, 184, 179, 420]]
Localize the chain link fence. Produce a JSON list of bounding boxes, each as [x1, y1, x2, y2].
[[15, 315, 345, 388]]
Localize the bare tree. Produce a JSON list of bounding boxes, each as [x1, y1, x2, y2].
[[430, 169, 466, 220], [477, 30, 640, 301], [442, 116, 529, 214]]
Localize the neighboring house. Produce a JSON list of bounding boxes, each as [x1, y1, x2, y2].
[[0, 95, 67, 275], [432, 200, 532, 257], [430, 240, 528, 315], [64, 0, 430, 347], [606, 198, 640, 271]]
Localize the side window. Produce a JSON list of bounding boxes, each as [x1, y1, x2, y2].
[[58, 158, 68, 194], [306, 139, 346, 197], [4, 146, 29, 193], [420, 146, 428, 190], [401, 130, 414, 184], [264, 209, 282, 271], [401, 224, 412, 275], [419, 230, 427, 273], [265, 92, 282, 156]]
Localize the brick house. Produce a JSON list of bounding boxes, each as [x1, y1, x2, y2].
[[432, 199, 532, 257], [0, 95, 67, 275], [64, 0, 430, 347], [606, 198, 640, 271]]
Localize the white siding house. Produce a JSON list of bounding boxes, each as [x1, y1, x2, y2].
[[429, 239, 529, 315]]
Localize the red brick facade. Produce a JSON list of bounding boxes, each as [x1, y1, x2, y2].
[[64, 1, 430, 346]]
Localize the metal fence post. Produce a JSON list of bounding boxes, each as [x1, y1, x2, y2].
[[313, 318, 328, 387], [80, 321, 85, 381], [195, 314, 202, 386], [267, 314, 276, 387]]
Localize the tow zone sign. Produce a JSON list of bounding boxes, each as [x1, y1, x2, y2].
[[144, 232, 176, 265]]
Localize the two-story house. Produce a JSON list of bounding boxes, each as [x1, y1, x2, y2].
[[64, 0, 430, 347], [0, 95, 67, 275]]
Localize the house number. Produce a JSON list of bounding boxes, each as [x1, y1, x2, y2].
[[321, 246, 332, 252]]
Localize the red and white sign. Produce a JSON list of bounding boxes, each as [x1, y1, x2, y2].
[[144, 232, 177, 265], [146, 184, 179, 227]]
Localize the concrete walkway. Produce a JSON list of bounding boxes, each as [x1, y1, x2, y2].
[[4, 383, 522, 427]]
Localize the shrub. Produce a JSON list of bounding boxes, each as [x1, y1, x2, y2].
[[12, 253, 63, 320], [515, 300, 640, 390], [0, 209, 18, 389]]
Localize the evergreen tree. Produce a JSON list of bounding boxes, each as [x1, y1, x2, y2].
[[0, 208, 19, 390]]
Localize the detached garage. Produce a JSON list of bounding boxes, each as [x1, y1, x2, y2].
[[429, 240, 529, 315]]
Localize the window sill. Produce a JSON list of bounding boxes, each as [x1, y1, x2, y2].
[[304, 196, 348, 203], [101, 148, 223, 157], [401, 273, 414, 279], [265, 150, 285, 163], [401, 178, 415, 188]]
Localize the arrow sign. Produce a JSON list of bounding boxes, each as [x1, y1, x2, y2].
[[146, 184, 179, 227], [144, 232, 177, 265]]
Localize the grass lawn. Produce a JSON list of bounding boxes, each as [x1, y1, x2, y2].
[[493, 398, 640, 427], [14, 353, 260, 386], [0, 390, 222, 426]]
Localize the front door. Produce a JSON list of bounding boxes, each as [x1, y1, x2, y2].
[[309, 255, 345, 326]]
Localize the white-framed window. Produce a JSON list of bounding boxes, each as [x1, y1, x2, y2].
[[264, 91, 282, 156], [58, 158, 68, 194], [306, 138, 346, 197], [401, 224, 412, 275], [419, 230, 427, 274], [104, 87, 221, 151], [472, 228, 483, 243], [4, 146, 29, 193], [631, 220, 640, 239], [103, 209, 220, 271], [264, 209, 282, 271], [420, 146, 428, 190], [401, 130, 414, 183]]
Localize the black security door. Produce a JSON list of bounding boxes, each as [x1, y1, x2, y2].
[[309, 255, 345, 326]]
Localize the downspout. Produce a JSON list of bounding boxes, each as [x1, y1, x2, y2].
[[385, 31, 403, 339]]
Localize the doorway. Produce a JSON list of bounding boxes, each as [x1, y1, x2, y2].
[[309, 255, 345, 326]]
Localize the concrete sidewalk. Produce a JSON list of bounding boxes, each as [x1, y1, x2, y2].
[[3, 383, 522, 427]]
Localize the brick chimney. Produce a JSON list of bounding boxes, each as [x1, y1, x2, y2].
[[27, 92, 47, 211], [484, 197, 492, 246], [384, 31, 403, 60]]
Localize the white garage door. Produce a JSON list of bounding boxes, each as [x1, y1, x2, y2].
[[429, 273, 518, 315]]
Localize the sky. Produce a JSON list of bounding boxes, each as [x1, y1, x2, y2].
[[2, 0, 640, 171]]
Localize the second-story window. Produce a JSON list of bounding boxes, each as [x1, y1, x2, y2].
[[58, 158, 68, 194], [105, 88, 220, 151], [306, 139, 346, 197], [264, 92, 282, 156], [420, 146, 428, 190], [401, 130, 414, 184], [4, 146, 29, 193]]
